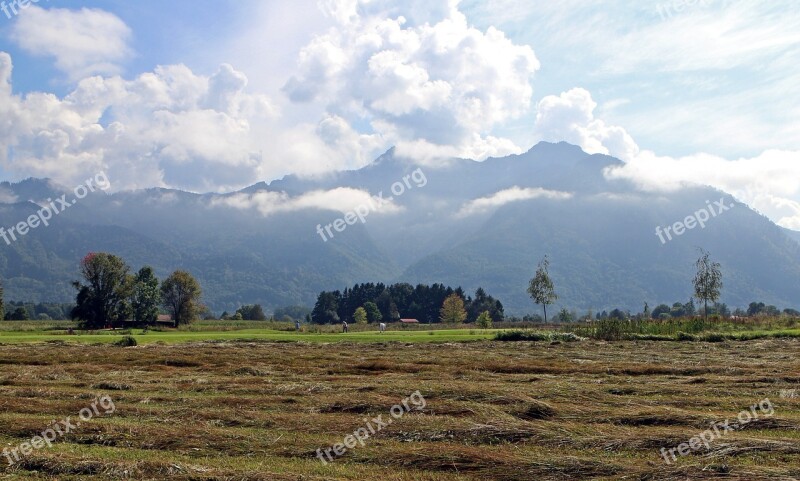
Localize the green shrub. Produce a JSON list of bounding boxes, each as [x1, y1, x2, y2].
[[114, 336, 137, 347], [495, 330, 548, 342], [702, 333, 726, 343], [629, 334, 673, 341], [676, 332, 696, 342]]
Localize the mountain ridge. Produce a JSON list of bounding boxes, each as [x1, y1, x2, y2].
[[1, 142, 798, 314]]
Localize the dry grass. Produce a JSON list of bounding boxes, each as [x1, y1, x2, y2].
[[0, 338, 799, 480]]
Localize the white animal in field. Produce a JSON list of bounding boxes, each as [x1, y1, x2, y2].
[[379, 323, 386, 333]]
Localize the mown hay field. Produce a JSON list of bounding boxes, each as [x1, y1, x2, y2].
[[1, 338, 799, 480]]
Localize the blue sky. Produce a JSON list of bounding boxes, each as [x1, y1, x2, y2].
[[0, 0, 799, 227]]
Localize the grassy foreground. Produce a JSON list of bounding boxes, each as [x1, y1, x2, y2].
[[0, 338, 799, 480], [2, 320, 800, 346]]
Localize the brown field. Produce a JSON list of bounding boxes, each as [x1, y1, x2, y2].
[[1, 338, 799, 480]]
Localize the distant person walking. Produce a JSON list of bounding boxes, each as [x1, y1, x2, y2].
[[295, 320, 301, 331], [342, 321, 349, 333], [379, 322, 386, 334]]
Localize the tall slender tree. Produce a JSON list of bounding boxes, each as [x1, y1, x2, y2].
[[161, 270, 202, 327], [131, 266, 161, 325], [528, 255, 557, 323], [693, 249, 723, 322]]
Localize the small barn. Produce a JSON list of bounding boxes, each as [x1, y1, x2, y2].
[[399, 318, 420, 324]]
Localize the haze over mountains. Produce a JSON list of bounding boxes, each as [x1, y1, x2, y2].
[[1, 141, 799, 315]]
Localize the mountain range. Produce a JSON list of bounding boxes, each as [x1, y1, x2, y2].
[[1, 141, 799, 315]]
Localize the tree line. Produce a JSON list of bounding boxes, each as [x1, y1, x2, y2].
[[70, 252, 202, 329], [0, 301, 74, 321], [311, 282, 504, 325], [527, 250, 724, 323], [526, 248, 800, 323]]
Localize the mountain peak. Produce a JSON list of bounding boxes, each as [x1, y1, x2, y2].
[[527, 141, 589, 156], [2, 177, 67, 202], [369, 146, 398, 167]]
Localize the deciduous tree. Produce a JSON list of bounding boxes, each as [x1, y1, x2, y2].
[[131, 266, 160, 325], [693, 249, 722, 323], [71, 253, 132, 329], [353, 306, 368, 324], [363, 301, 382, 323], [440, 294, 467, 324], [161, 270, 202, 327], [476, 310, 492, 329], [528, 256, 557, 323], [236, 304, 267, 321]]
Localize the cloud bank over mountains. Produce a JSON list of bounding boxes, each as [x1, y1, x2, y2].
[[0, 0, 798, 228]]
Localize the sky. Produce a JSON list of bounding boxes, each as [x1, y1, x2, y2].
[[0, 0, 799, 229]]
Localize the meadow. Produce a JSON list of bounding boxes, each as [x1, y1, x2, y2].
[[0, 320, 501, 345], [0, 321, 799, 480]]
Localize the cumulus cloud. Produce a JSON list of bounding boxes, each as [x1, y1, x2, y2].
[[533, 88, 639, 161], [284, 0, 539, 162], [315, 114, 386, 166], [211, 187, 403, 216], [605, 149, 800, 229], [0, 2, 543, 191], [532, 88, 800, 230], [0, 54, 276, 192], [457, 186, 573, 217], [9, 6, 132, 81]]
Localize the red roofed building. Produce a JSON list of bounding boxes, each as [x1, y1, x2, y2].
[[399, 318, 420, 324]]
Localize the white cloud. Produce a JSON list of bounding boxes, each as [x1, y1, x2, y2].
[[283, 0, 539, 163], [0, 55, 276, 192], [394, 133, 522, 165], [457, 186, 573, 217], [461, 0, 800, 158], [775, 201, 800, 230], [533, 88, 639, 161], [9, 6, 132, 81], [0, 1, 543, 190], [0, 185, 17, 204], [466, 0, 800, 75], [211, 187, 402, 216], [605, 149, 800, 229], [532, 88, 800, 230], [597, 1, 800, 75], [2, 0, 797, 236], [315, 114, 386, 166]]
